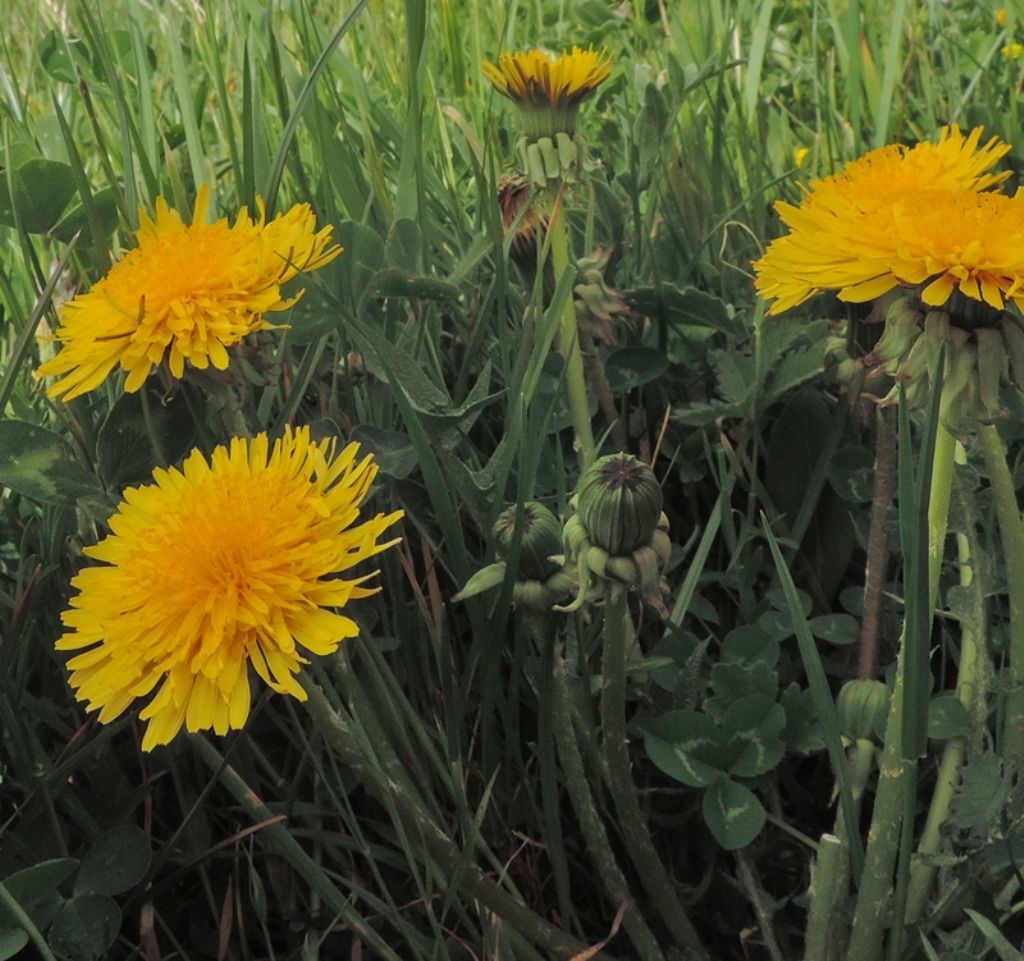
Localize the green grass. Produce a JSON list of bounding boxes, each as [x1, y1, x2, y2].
[[2, 1, 1024, 959]]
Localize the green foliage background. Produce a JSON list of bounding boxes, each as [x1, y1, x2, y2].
[[3, 1, 1024, 959]]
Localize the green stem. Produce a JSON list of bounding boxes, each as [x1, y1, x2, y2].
[[547, 192, 596, 467], [978, 423, 1024, 767], [600, 584, 709, 959], [906, 443, 986, 921], [804, 834, 845, 961], [847, 419, 957, 961], [552, 655, 666, 961], [522, 610, 576, 930], [928, 425, 957, 610], [295, 679, 593, 960]]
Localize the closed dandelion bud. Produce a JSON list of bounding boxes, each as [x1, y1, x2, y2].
[[493, 501, 563, 581], [576, 453, 664, 555], [836, 679, 890, 742]]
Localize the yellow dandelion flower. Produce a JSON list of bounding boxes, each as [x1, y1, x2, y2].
[[793, 146, 810, 168], [754, 126, 1012, 314], [55, 426, 402, 751], [1002, 41, 1024, 59], [997, 7, 1009, 27], [36, 186, 341, 401], [482, 46, 611, 137]]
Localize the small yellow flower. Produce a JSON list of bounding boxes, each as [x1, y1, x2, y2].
[[754, 126, 1013, 313], [36, 186, 341, 401], [1002, 41, 1024, 59], [54, 427, 402, 751], [793, 146, 810, 168], [997, 7, 1009, 27]]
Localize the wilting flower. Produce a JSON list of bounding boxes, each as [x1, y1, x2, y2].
[[754, 126, 1012, 314], [37, 186, 340, 401], [55, 427, 402, 751], [483, 46, 611, 138], [498, 172, 544, 265]]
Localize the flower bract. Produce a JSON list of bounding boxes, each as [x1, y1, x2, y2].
[[55, 427, 402, 751], [754, 126, 1015, 314], [36, 186, 340, 400]]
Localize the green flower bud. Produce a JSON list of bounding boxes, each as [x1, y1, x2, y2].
[[836, 679, 890, 742], [493, 501, 563, 581], [576, 453, 664, 556]]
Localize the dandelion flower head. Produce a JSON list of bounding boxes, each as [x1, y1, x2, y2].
[[482, 46, 611, 112], [55, 427, 402, 751], [754, 126, 1013, 313], [37, 186, 340, 401]]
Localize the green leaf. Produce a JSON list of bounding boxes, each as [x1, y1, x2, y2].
[[765, 388, 829, 522], [626, 284, 745, 339], [349, 425, 418, 479], [97, 390, 195, 489], [721, 694, 786, 777], [0, 159, 77, 233], [75, 825, 151, 898], [0, 929, 28, 961], [765, 346, 826, 399], [336, 221, 385, 309], [453, 563, 507, 602], [0, 859, 78, 931], [36, 30, 92, 83], [927, 694, 969, 740], [709, 348, 756, 407], [634, 82, 670, 190], [50, 187, 120, 247], [367, 268, 460, 302], [780, 683, 825, 754], [639, 710, 725, 787], [828, 444, 876, 504], [808, 613, 859, 646], [0, 422, 103, 506], [603, 347, 669, 392], [48, 895, 120, 961], [965, 909, 1024, 961], [951, 752, 1007, 835], [384, 218, 423, 272], [701, 777, 766, 850]]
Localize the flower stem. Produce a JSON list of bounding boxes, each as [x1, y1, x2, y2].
[[552, 652, 666, 961], [906, 442, 986, 921], [978, 423, 1024, 768], [846, 419, 956, 961], [858, 406, 897, 680], [600, 583, 709, 959], [803, 834, 845, 961], [547, 190, 596, 467]]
